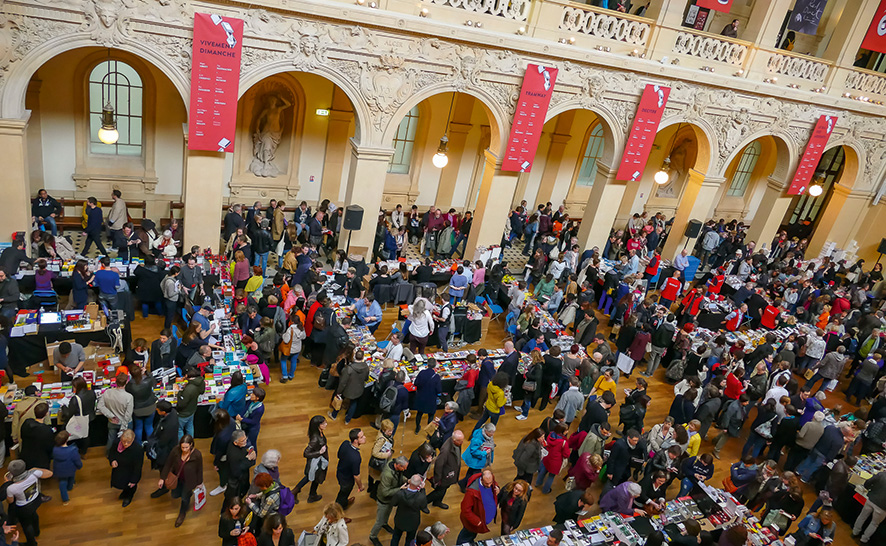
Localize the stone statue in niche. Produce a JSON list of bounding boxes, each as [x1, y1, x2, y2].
[[249, 94, 293, 177], [655, 138, 693, 199]]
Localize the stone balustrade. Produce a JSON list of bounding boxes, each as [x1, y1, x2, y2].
[[671, 29, 748, 66], [559, 4, 651, 46], [765, 51, 830, 83], [845, 68, 886, 96], [429, 0, 530, 21]]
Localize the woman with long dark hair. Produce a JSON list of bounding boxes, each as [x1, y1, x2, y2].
[[209, 408, 236, 497], [71, 259, 93, 308], [292, 415, 328, 504], [512, 428, 544, 483], [157, 434, 204, 527]]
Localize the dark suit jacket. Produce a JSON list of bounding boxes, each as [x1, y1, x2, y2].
[[392, 487, 428, 531]]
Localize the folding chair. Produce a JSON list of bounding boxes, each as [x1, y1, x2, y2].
[[485, 295, 503, 321], [171, 324, 182, 344], [503, 310, 518, 340]]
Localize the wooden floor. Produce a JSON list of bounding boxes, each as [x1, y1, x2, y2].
[[25, 305, 862, 545]]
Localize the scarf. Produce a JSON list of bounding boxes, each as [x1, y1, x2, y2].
[[244, 401, 263, 419], [159, 338, 173, 358]]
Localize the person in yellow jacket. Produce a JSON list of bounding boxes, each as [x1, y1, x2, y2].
[[685, 419, 702, 457], [272, 200, 286, 242], [473, 372, 509, 431]]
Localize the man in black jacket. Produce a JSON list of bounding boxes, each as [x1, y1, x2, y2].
[[604, 429, 640, 494], [221, 430, 256, 505], [19, 403, 53, 470], [578, 391, 615, 432], [553, 488, 594, 527], [539, 346, 563, 411], [148, 401, 178, 471], [390, 474, 428, 546], [223, 204, 246, 242], [0, 238, 31, 278], [427, 430, 463, 509], [31, 189, 62, 236]]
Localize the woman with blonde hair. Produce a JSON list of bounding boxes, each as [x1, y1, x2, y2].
[[497, 480, 530, 535], [313, 502, 349, 546], [367, 419, 395, 499]]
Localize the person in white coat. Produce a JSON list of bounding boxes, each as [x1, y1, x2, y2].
[[314, 502, 349, 546]]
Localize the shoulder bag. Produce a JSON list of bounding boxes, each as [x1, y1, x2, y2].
[[65, 396, 89, 440], [164, 452, 190, 490]]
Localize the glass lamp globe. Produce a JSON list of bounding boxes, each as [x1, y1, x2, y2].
[[432, 152, 449, 168], [654, 170, 669, 184], [808, 184, 823, 197]]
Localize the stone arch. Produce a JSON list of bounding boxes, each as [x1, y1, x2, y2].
[[1, 36, 190, 119], [382, 83, 509, 157], [822, 138, 864, 191], [656, 117, 717, 176], [716, 130, 798, 182], [239, 60, 370, 148], [545, 100, 623, 170]]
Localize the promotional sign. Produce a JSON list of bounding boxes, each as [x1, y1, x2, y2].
[[616, 84, 671, 183], [693, 9, 709, 31], [501, 64, 558, 173], [788, 114, 838, 195], [697, 0, 733, 13], [787, 0, 828, 35], [188, 13, 244, 152], [861, 0, 886, 54]]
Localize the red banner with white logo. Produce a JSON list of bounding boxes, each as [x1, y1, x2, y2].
[[616, 84, 671, 183], [788, 114, 838, 195], [501, 64, 559, 173], [697, 0, 733, 13], [862, 0, 886, 54], [188, 13, 244, 152]]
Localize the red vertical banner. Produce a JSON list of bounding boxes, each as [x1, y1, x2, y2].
[[616, 84, 671, 183], [697, 0, 734, 13], [861, 0, 886, 54], [188, 13, 244, 152], [501, 64, 559, 173], [788, 114, 838, 195]]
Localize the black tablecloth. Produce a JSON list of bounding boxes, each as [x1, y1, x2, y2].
[[8, 325, 132, 377], [837, 485, 886, 541], [697, 310, 728, 331]]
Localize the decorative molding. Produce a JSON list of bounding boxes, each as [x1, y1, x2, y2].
[[672, 31, 747, 66], [429, 0, 529, 22], [766, 52, 829, 83], [560, 6, 650, 46]]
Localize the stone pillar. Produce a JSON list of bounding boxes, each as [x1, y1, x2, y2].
[[745, 177, 793, 248], [433, 121, 472, 208], [319, 88, 355, 203], [183, 148, 226, 252], [662, 170, 723, 259], [465, 150, 519, 258], [340, 139, 395, 258], [808, 185, 871, 256], [821, 0, 881, 66], [534, 132, 573, 206], [743, 0, 795, 47], [576, 162, 622, 252], [0, 115, 32, 245]]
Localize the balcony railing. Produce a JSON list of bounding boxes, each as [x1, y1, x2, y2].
[[845, 67, 886, 96], [765, 51, 830, 83], [671, 29, 749, 66], [559, 4, 651, 46], [429, 0, 530, 21]]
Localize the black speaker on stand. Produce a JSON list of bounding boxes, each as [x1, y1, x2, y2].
[[343, 205, 364, 255], [683, 220, 702, 250]]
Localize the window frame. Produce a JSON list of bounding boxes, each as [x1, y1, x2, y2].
[[88, 59, 144, 157], [387, 106, 419, 174], [726, 141, 761, 198], [574, 123, 605, 188]]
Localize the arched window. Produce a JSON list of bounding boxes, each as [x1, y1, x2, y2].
[[88, 59, 143, 156], [575, 123, 605, 187], [726, 141, 761, 197], [788, 146, 845, 225], [388, 106, 419, 174]]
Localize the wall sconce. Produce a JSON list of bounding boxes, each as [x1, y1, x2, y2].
[[628, 49, 645, 58], [733, 69, 744, 77], [516, 26, 526, 35], [763, 77, 778, 84], [700, 66, 714, 72], [419, 7, 429, 16], [594, 45, 610, 52], [670, 58, 680, 65], [787, 83, 800, 89], [812, 86, 825, 93], [464, 20, 481, 27]]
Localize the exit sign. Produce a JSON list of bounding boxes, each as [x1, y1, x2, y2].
[[315, 109, 330, 116]]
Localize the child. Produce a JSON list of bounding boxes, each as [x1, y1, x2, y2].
[[52, 430, 82, 504]]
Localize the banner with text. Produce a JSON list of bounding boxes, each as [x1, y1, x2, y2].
[[697, 0, 734, 13], [788, 114, 837, 195], [861, 0, 886, 54], [188, 13, 244, 152], [501, 64, 558, 172], [616, 84, 671, 183], [787, 0, 828, 35]]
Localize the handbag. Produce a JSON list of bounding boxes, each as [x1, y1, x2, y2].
[[522, 380, 537, 392], [804, 368, 815, 380], [165, 453, 190, 490], [754, 416, 777, 440], [65, 396, 89, 440], [368, 456, 387, 471], [423, 421, 439, 435], [564, 476, 576, 491], [331, 395, 343, 412]]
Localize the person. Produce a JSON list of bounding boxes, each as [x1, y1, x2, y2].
[[51, 431, 81, 505], [408, 299, 434, 355], [97, 374, 134, 456], [368, 419, 396, 500], [474, 372, 508, 430], [157, 434, 204, 527], [368, 455, 408, 546], [555, 376, 585, 426], [605, 430, 641, 494], [537, 423, 570, 494], [853, 470, 886, 543], [497, 480, 529, 535], [313, 502, 349, 546], [457, 468, 499, 545], [53, 341, 86, 382], [219, 496, 247, 546], [93, 258, 120, 308], [218, 371, 248, 419], [427, 430, 463, 509], [147, 400, 178, 472], [459, 424, 496, 491], [258, 513, 296, 546], [332, 350, 370, 425], [279, 315, 305, 383], [109, 429, 144, 507], [245, 473, 282, 534], [390, 474, 428, 546], [126, 365, 157, 444], [335, 428, 366, 510], [82, 197, 106, 255], [216, 428, 255, 506], [430, 401, 458, 450], [553, 488, 595, 526], [19, 403, 54, 470], [293, 415, 328, 504], [721, 19, 739, 38], [792, 509, 835, 546], [517, 349, 544, 421], [678, 453, 715, 497], [600, 481, 644, 516], [6, 459, 51, 546], [237, 387, 266, 450], [176, 367, 205, 439], [413, 359, 442, 434]]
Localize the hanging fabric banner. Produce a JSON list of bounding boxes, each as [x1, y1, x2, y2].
[[697, 0, 733, 13], [787, 0, 828, 35], [616, 84, 671, 183], [861, 0, 886, 54], [188, 12, 244, 152], [501, 64, 559, 173], [788, 114, 838, 195]]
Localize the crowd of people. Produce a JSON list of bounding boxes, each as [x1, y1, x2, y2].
[[3, 192, 886, 546]]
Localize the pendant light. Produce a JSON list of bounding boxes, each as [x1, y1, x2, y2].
[[808, 183, 823, 197], [655, 123, 682, 184], [97, 49, 119, 145], [433, 93, 456, 169]]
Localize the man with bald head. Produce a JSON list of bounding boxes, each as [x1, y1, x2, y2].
[[391, 474, 429, 546], [427, 430, 463, 510], [498, 341, 520, 383]]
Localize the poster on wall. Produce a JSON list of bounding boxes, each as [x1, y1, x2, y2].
[[861, 0, 886, 54], [501, 64, 559, 173], [188, 13, 244, 152], [787, 0, 828, 35], [788, 114, 838, 195], [697, 0, 733, 13], [616, 84, 671, 183]]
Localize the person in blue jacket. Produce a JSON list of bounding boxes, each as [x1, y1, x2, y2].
[[83, 196, 106, 255], [458, 423, 496, 491], [218, 371, 248, 419], [237, 387, 265, 450], [52, 430, 82, 504], [412, 359, 442, 434], [729, 456, 758, 498]]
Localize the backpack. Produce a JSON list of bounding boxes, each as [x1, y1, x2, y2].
[[273, 307, 286, 335], [379, 384, 399, 413], [277, 484, 295, 516], [664, 358, 686, 383]]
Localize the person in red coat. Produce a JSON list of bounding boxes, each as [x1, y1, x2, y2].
[[679, 288, 704, 326], [643, 250, 661, 282], [760, 301, 782, 330], [724, 367, 746, 400], [537, 424, 570, 494], [458, 469, 499, 545], [659, 271, 682, 310]]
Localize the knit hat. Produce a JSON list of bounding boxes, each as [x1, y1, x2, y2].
[[813, 411, 825, 422], [683, 324, 695, 333], [8, 460, 27, 480]]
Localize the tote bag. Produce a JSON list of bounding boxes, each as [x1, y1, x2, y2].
[[65, 396, 89, 440]]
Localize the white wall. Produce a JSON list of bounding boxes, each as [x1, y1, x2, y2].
[[295, 73, 334, 203], [32, 54, 77, 193]]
